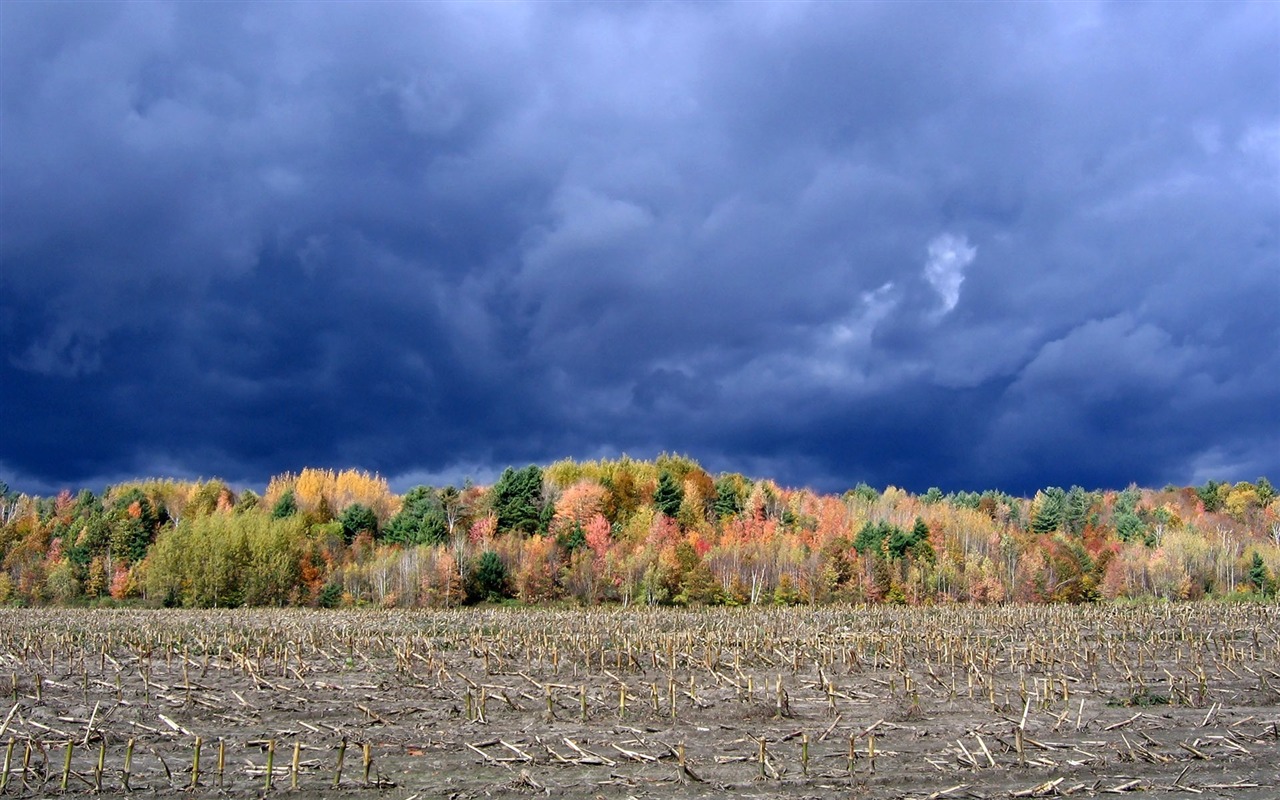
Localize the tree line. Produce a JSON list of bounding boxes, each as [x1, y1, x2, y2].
[[0, 457, 1276, 609]]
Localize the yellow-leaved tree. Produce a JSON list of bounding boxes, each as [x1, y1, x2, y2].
[[264, 469, 399, 524]]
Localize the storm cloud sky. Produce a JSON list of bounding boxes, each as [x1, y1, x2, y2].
[[2, 1, 1277, 496]]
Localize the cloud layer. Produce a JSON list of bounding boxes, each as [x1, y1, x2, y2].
[[924, 234, 975, 317], [2, 2, 1277, 495]]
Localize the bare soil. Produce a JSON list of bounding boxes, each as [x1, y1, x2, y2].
[[0, 603, 1275, 799]]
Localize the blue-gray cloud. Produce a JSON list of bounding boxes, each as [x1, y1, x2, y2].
[[2, 1, 1277, 496]]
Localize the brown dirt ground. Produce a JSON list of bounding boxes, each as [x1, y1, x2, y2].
[[0, 604, 1274, 800]]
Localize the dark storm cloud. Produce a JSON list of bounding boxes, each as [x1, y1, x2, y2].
[[2, 1, 1277, 496]]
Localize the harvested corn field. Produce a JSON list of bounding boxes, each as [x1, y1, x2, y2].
[[0, 603, 1276, 799]]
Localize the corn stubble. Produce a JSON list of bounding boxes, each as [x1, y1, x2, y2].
[[0, 603, 1274, 797]]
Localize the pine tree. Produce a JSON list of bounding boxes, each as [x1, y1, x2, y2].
[[1064, 486, 1093, 535], [1030, 488, 1066, 534], [1254, 477, 1276, 505], [271, 489, 297, 519], [1248, 552, 1276, 597], [908, 517, 935, 562], [713, 476, 744, 519], [339, 503, 378, 543], [653, 472, 683, 518], [384, 486, 447, 545], [469, 551, 509, 602], [854, 520, 890, 555], [1195, 480, 1224, 512], [492, 466, 544, 535]]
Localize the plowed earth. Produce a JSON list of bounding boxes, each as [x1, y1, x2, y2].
[[0, 604, 1275, 799]]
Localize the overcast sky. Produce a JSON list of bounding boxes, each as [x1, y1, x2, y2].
[[2, 1, 1277, 497]]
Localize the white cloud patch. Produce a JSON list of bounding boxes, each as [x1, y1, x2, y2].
[[1008, 313, 1201, 398], [923, 233, 976, 317], [524, 185, 654, 272], [717, 281, 906, 398], [826, 281, 898, 353]]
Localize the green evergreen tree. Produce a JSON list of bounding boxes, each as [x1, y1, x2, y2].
[[491, 466, 544, 535], [339, 503, 378, 543], [72, 489, 103, 519], [1030, 487, 1066, 534], [1111, 512, 1141, 543], [66, 512, 109, 579], [317, 583, 343, 608], [854, 520, 898, 555], [1064, 486, 1093, 535], [888, 525, 914, 559], [1247, 552, 1276, 597], [713, 476, 743, 519], [950, 491, 981, 510], [557, 522, 587, 552], [271, 489, 298, 519], [1254, 477, 1276, 505], [468, 551, 509, 602], [383, 486, 447, 545], [538, 500, 555, 536], [1116, 485, 1142, 514], [1195, 480, 1224, 512], [653, 471, 684, 518], [907, 517, 935, 562], [847, 483, 879, 504]]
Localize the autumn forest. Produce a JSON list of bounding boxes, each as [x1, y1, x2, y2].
[[0, 456, 1276, 610]]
